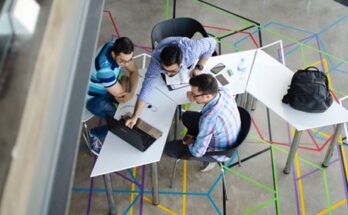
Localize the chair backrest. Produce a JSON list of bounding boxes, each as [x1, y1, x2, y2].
[[204, 106, 251, 158], [151, 17, 217, 56]]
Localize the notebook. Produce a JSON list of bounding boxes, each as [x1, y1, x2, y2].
[[106, 116, 162, 152], [161, 73, 190, 91]]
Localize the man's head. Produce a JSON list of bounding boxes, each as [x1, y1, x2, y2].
[[111, 37, 134, 67], [160, 45, 183, 77], [189, 74, 218, 104]]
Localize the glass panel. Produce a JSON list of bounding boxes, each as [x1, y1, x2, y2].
[[0, 0, 14, 81]]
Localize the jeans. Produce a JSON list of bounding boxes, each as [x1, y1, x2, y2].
[[86, 93, 118, 118]]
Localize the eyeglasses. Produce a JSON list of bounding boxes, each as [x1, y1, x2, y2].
[[118, 57, 133, 65], [161, 65, 181, 77], [192, 93, 208, 98]]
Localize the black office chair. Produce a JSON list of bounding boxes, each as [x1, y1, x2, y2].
[[151, 17, 218, 140], [151, 17, 217, 55], [168, 106, 251, 215]]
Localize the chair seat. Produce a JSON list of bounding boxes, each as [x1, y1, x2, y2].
[[82, 107, 94, 123]]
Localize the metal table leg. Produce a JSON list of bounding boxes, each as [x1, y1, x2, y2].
[[322, 123, 344, 167], [102, 174, 117, 215], [283, 130, 303, 174], [151, 162, 160, 205], [245, 93, 253, 111]]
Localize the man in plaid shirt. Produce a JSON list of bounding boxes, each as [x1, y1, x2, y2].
[[165, 74, 241, 172]]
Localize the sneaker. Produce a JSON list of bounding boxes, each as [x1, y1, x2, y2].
[[89, 133, 102, 156], [343, 137, 347, 145], [200, 161, 216, 172]]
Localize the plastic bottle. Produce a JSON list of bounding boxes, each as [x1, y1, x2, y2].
[[236, 58, 247, 82], [237, 58, 247, 73]]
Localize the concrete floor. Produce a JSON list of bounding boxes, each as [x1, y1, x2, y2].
[[69, 0, 348, 214]]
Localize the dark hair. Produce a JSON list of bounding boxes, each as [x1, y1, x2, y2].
[[160, 45, 183, 66], [189, 74, 218, 95], [111, 37, 134, 55]]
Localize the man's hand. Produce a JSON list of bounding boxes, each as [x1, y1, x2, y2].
[[125, 116, 138, 129], [115, 92, 133, 103], [190, 68, 201, 77], [183, 135, 195, 145], [186, 91, 194, 102]]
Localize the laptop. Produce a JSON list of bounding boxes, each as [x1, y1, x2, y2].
[[106, 116, 162, 152]]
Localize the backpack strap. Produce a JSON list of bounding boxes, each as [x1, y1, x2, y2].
[[304, 66, 319, 72]]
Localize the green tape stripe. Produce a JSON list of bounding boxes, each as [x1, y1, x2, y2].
[[219, 39, 242, 52], [273, 144, 322, 169], [225, 167, 275, 193], [241, 198, 276, 215], [332, 89, 348, 97], [193, 0, 348, 65], [271, 146, 281, 215], [322, 169, 333, 215], [193, 0, 256, 27], [248, 133, 322, 169], [299, 44, 307, 68], [215, 24, 258, 38], [195, 0, 348, 65], [259, 26, 348, 65], [165, 0, 170, 19]]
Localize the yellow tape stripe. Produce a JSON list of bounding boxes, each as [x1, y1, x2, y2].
[[182, 160, 187, 215], [129, 168, 137, 215], [316, 199, 347, 215], [143, 196, 179, 215], [295, 153, 306, 215], [340, 145, 348, 183], [291, 127, 306, 215]]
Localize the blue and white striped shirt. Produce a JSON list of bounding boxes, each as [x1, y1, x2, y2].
[[138, 37, 217, 103], [189, 88, 241, 161], [88, 40, 121, 99]]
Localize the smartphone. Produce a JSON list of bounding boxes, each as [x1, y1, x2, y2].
[[216, 74, 229, 86], [211, 63, 226, 74]]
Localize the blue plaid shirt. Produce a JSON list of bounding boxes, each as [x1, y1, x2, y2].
[[138, 37, 217, 103], [189, 88, 241, 161]]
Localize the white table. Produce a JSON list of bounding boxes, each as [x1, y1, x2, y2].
[[156, 49, 257, 105], [90, 76, 176, 213], [90, 49, 258, 213], [246, 49, 348, 173]]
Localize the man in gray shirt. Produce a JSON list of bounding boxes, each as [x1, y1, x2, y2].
[[125, 36, 217, 128]]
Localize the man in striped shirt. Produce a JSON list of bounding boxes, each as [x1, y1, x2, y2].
[[164, 74, 241, 172], [87, 37, 139, 118]]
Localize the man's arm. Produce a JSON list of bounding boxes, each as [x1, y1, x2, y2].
[[188, 116, 214, 157], [125, 99, 145, 128], [115, 61, 139, 103], [190, 37, 217, 76], [125, 58, 162, 128]]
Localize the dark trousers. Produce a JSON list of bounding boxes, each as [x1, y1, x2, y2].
[[164, 111, 215, 162], [182, 111, 201, 136]]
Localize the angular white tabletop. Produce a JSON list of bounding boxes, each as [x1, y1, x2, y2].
[[204, 49, 257, 94], [246, 49, 348, 131], [91, 83, 176, 177], [155, 49, 257, 105]]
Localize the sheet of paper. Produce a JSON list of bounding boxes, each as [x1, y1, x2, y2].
[[165, 67, 190, 85]]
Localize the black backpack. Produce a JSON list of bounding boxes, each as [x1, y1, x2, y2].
[[282, 66, 333, 113]]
